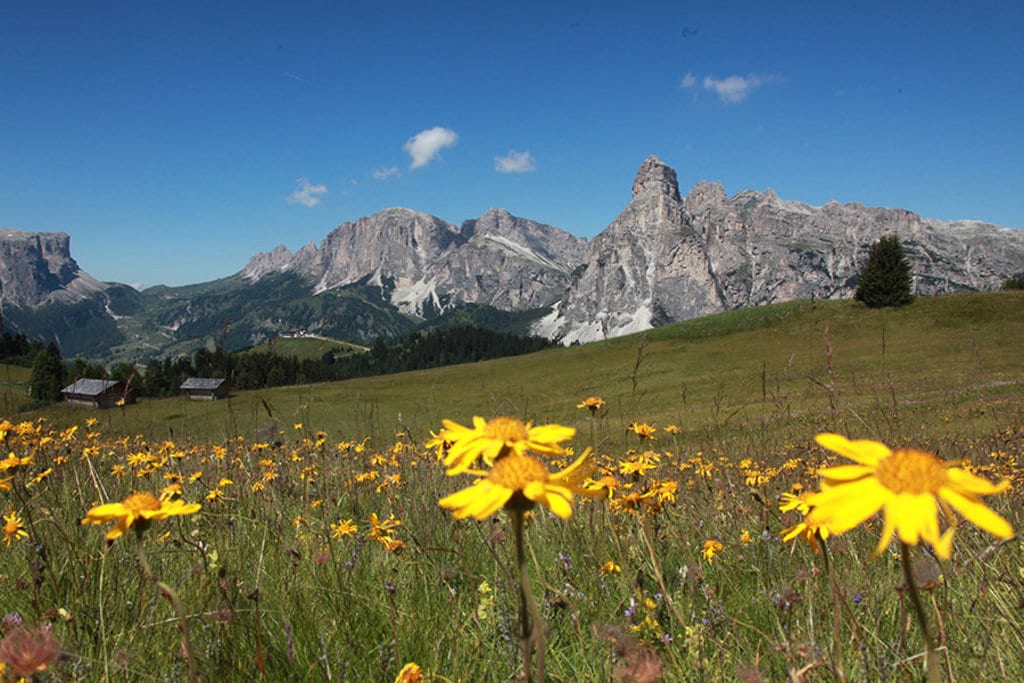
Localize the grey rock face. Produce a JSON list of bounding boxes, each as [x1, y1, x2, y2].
[[0, 229, 107, 308], [535, 157, 1024, 343], [241, 206, 587, 317]]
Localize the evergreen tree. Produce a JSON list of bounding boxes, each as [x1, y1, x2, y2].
[[1003, 273, 1024, 290], [855, 234, 914, 308], [29, 342, 66, 403]]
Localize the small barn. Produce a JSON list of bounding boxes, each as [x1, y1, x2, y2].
[[180, 377, 230, 400], [62, 379, 134, 409]]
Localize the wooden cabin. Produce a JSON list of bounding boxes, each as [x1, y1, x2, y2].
[[180, 377, 230, 400], [62, 379, 134, 409]]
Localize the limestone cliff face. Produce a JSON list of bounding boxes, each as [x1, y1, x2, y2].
[[170, 155, 1024, 350], [240, 207, 586, 317], [534, 157, 1024, 343], [0, 229, 107, 308]]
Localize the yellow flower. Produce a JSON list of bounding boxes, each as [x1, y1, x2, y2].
[[440, 416, 575, 474], [160, 482, 184, 500], [0, 453, 32, 472], [806, 433, 1014, 560], [81, 492, 201, 542], [626, 421, 657, 442], [778, 491, 811, 514], [368, 513, 402, 540], [576, 396, 606, 412], [330, 518, 358, 540], [781, 516, 831, 554], [739, 529, 752, 544], [424, 428, 453, 459], [394, 661, 423, 683], [439, 448, 595, 520], [600, 560, 622, 575], [3, 510, 29, 545], [702, 539, 724, 563]]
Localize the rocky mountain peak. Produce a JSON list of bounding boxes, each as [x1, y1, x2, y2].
[[683, 181, 729, 212], [631, 155, 682, 202], [0, 229, 107, 308]]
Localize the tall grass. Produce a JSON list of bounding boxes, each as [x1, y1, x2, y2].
[[1, 292, 1022, 681]]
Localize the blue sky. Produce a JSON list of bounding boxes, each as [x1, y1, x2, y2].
[[2, 1, 1022, 288]]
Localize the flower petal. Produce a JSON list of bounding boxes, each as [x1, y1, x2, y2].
[[939, 487, 1015, 540], [806, 477, 888, 535], [886, 493, 939, 547], [815, 433, 890, 465], [81, 502, 130, 524], [817, 464, 875, 482], [945, 467, 1011, 496]]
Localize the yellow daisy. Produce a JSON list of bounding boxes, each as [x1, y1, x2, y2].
[[626, 421, 657, 442], [330, 518, 359, 540], [3, 510, 29, 545], [806, 433, 1014, 560], [440, 416, 575, 474], [440, 448, 596, 520], [702, 539, 724, 563], [394, 662, 423, 683], [81, 492, 201, 542], [576, 396, 606, 412]]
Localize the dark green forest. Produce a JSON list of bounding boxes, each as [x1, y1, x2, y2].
[[2, 327, 554, 406]]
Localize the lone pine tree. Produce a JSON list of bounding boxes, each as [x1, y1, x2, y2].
[[855, 234, 914, 308]]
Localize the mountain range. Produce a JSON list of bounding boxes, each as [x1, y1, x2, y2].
[[3, 156, 1023, 362]]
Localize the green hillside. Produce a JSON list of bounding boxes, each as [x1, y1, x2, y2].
[[243, 334, 368, 361], [4, 290, 1023, 682], [29, 290, 1024, 452], [0, 364, 31, 415]]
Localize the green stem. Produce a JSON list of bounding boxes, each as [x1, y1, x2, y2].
[[901, 542, 940, 683], [513, 508, 544, 683], [820, 539, 846, 682], [136, 529, 200, 683]]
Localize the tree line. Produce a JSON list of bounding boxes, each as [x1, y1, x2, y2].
[[142, 325, 554, 395], [3, 326, 555, 406]]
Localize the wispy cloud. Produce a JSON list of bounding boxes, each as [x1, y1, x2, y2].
[[403, 126, 458, 169], [495, 150, 536, 173], [372, 167, 400, 180], [681, 72, 778, 104], [286, 178, 327, 207]]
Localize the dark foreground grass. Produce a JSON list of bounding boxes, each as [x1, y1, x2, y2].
[[0, 291, 1021, 681]]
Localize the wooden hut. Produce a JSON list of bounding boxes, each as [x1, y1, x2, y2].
[[180, 377, 230, 400], [62, 379, 133, 409]]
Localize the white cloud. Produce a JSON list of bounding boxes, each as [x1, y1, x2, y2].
[[286, 178, 327, 207], [701, 74, 775, 103], [372, 167, 400, 180], [403, 126, 458, 169], [494, 150, 536, 173], [681, 72, 778, 103]]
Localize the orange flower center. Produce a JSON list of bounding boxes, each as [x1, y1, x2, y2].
[[4, 517, 20, 535], [488, 454, 549, 491], [484, 417, 529, 443], [874, 448, 947, 495], [123, 492, 162, 514]]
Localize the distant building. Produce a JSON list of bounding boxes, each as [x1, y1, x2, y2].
[[62, 379, 134, 409], [180, 377, 230, 400]]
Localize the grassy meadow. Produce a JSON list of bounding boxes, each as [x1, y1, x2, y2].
[[1, 291, 1022, 681]]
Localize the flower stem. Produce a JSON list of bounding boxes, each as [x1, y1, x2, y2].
[[820, 540, 846, 682], [135, 530, 200, 683], [901, 542, 940, 683], [513, 508, 544, 683]]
